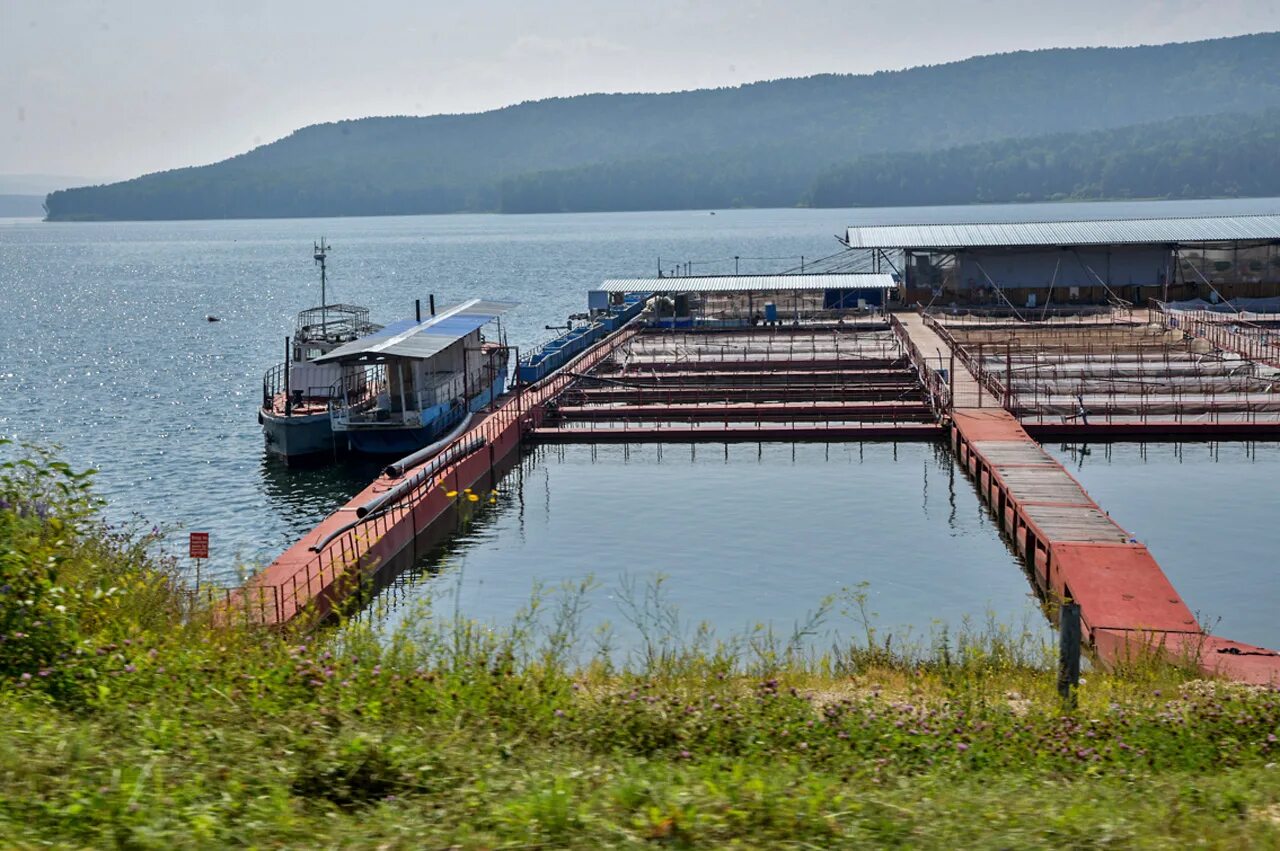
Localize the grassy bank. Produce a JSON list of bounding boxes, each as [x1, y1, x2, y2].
[[2, 443, 1279, 848]]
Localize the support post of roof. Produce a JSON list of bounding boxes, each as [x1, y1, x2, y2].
[[398, 360, 408, 422], [284, 336, 292, 418]]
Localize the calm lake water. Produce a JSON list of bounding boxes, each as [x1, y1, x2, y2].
[[2, 198, 1278, 643], [370, 441, 1048, 653]]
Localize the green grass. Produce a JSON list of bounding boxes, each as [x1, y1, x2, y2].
[[2, 442, 1279, 848]]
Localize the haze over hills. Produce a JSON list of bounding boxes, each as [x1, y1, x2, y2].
[[0, 174, 109, 195], [0, 175, 109, 218], [44, 32, 1280, 221]]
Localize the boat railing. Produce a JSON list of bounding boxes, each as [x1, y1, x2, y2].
[[264, 362, 366, 414], [294, 303, 379, 342], [417, 371, 466, 410], [329, 365, 396, 428], [262, 363, 286, 409]]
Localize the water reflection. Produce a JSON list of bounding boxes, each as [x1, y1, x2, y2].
[[256, 450, 384, 519], [364, 441, 1047, 652]]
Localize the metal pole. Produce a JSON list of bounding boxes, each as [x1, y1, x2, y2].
[[284, 336, 292, 417], [950, 347, 956, 412], [398, 360, 408, 419], [429, 294, 436, 316], [1005, 342, 1013, 410], [977, 343, 983, 408], [1057, 602, 1081, 708], [416, 299, 421, 322]]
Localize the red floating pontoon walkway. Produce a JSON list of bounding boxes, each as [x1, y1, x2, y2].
[[237, 323, 646, 625], [950, 409, 1280, 683]]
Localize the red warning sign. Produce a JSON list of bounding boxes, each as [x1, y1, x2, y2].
[[189, 532, 209, 559]]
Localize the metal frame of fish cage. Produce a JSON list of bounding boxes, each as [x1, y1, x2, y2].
[[921, 307, 1280, 429]]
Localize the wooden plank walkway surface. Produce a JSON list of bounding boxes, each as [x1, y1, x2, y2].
[[896, 314, 1280, 684]]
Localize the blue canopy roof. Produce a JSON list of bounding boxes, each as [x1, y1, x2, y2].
[[314, 299, 517, 363]]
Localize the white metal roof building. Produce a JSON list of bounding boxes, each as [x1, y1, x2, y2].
[[845, 215, 1280, 250], [594, 273, 896, 293], [589, 273, 896, 319], [843, 215, 1280, 303]]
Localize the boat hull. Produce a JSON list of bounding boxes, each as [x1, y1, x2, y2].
[[262, 410, 336, 462], [341, 373, 507, 457]]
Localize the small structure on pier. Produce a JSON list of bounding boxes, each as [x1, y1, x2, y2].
[[845, 214, 1280, 307], [589, 273, 895, 326]]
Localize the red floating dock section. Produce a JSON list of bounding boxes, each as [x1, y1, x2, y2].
[[237, 324, 646, 625], [534, 422, 941, 443], [950, 408, 1280, 684]]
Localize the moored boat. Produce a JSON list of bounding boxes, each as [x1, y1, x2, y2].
[[319, 298, 517, 456], [259, 240, 381, 463]]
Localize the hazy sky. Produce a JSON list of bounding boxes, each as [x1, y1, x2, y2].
[[3, 0, 1277, 182]]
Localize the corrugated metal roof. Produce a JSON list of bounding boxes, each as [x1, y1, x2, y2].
[[355, 318, 419, 341], [595, 273, 895, 293], [845, 215, 1280, 250], [314, 298, 516, 363]]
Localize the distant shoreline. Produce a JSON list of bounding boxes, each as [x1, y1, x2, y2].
[[34, 193, 1280, 225]]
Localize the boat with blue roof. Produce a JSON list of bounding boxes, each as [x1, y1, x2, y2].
[[319, 298, 517, 456]]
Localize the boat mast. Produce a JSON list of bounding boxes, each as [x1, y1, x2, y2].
[[314, 238, 330, 332]]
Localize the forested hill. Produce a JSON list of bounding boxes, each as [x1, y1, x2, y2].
[[45, 33, 1280, 221], [805, 110, 1280, 208]]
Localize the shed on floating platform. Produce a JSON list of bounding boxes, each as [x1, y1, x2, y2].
[[589, 273, 896, 323], [844, 214, 1280, 307]]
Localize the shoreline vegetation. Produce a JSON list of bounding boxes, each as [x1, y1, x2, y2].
[[32, 189, 1280, 226], [42, 33, 1280, 223], [3, 443, 1280, 846]]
